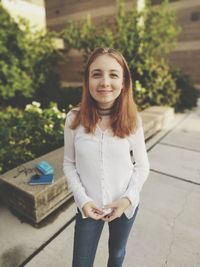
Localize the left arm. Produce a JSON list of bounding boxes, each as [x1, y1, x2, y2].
[[103, 120, 150, 222], [122, 121, 150, 204]]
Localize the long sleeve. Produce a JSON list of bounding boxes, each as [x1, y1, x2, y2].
[[63, 113, 93, 214], [122, 118, 150, 218]]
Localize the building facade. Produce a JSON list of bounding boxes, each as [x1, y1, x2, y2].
[[45, 0, 200, 89], [156, 0, 200, 90], [1, 0, 46, 30]]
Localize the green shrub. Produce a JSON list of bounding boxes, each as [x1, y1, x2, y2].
[[0, 4, 62, 108], [134, 58, 180, 110], [0, 102, 66, 174], [52, 86, 82, 111], [62, 0, 180, 109], [172, 69, 198, 111]]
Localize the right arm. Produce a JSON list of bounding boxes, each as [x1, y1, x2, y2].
[[63, 112, 103, 219]]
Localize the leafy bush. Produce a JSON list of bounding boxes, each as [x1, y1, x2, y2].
[[0, 102, 66, 174], [134, 59, 180, 110], [62, 0, 180, 109], [0, 4, 62, 108], [57, 86, 82, 110], [172, 69, 198, 111]]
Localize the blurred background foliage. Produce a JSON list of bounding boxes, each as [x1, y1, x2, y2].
[[62, 0, 181, 110], [0, 102, 66, 173], [0, 3, 62, 108], [0, 0, 198, 173]]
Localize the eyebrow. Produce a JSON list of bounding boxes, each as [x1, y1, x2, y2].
[[91, 69, 121, 73]]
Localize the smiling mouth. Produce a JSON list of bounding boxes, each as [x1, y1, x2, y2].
[[97, 90, 112, 93]]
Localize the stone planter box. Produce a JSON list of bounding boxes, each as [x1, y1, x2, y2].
[[0, 147, 72, 224], [141, 106, 174, 139]]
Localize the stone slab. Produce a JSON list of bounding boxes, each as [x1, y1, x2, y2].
[[148, 143, 200, 184], [146, 113, 187, 151], [160, 113, 200, 152], [0, 197, 76, 267], [0, 147, 72, 223], [25, 172, 200, 267], [141, 113, 163, 139], [161, 129, 200, 152], [141, 106, 175, 129], [124, 172, 200, 267], [176, 112, 200, 132], [141, 106, 175, 140]]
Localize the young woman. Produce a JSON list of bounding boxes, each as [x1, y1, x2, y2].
[[63, 47, 150, 267]]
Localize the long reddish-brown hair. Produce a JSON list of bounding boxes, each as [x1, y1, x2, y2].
[[70, 47, 138, 137]]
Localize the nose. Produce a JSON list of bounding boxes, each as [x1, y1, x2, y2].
[[100, 74, 110, 87]]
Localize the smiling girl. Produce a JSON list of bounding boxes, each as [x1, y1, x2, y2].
[[63, 47, 150, 267]]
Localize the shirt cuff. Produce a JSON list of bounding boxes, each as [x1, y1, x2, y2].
[[74, 194, 93, 219], [122, 190, 140, 219]]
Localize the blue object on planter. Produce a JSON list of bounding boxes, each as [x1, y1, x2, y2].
[[36, 161, 54, 175], [29, 174, 54, 185]]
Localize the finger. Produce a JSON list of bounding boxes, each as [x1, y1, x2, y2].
[[93, 213, 105, 220], [106, 209, 122, 222], [89, 209, 105, 220], [101, 213, 112, 222], [101, 210, 116, 222], [91, 204, 104, 213], [104, 203, 117, 209], [92, 208, 104, 215]]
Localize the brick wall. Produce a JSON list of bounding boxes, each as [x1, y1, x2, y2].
[[58, 50, 83, 86], [168, 2, 200, 87], [169, 50, 200, 82], [45, 0, 200, 87], [45, 0, 136, 87], [151, 0, 185, 4], [176, 5, 200, 42], [45, 0, 131, 31]]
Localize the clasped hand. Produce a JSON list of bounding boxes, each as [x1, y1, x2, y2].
[[82, 198, 131, 222]]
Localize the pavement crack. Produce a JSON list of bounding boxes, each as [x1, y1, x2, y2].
[[161, 189, 193, 267]]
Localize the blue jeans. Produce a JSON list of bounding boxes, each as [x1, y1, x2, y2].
[[72, 206, 139, 267]]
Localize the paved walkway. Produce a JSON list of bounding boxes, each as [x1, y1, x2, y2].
[[0, 105, 200, 267]]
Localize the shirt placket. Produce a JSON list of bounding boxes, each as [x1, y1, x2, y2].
[[100, 132, 107, 206]]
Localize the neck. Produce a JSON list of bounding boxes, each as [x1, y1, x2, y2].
[[97, 106, 113, 116]]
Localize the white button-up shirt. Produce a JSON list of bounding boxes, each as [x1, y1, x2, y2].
[[63, 109, 150, 219]]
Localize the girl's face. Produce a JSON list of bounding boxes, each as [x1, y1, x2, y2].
[[89, 54, 124, 109]]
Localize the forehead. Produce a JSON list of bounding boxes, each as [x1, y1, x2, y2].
[[89, 54, 123, 72]]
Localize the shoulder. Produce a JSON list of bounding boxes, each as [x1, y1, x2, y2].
[[66, 107, 80, 120], [131, 113, 142, 134], [127, 113, 143, 141], [66, 106, 80, 124], [137, 113, 142, 128]]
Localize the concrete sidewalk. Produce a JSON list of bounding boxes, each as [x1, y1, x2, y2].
[[1, 105, 200, 267]]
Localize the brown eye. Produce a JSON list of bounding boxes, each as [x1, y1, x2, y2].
[[110, 73, 118, 78], [92, 73, 101, 78]]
